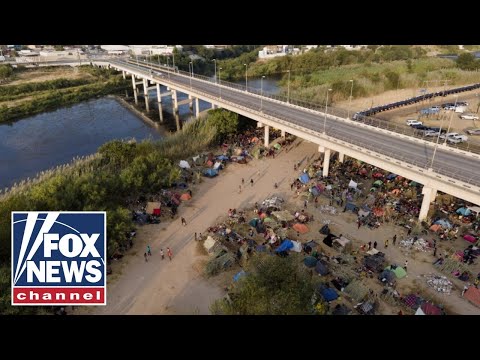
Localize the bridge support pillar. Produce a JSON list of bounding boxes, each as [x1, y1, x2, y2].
[[257, 122, 264, 128], [195, 98, 200, 119], [143, 78, 150, 112], [338, 152, 345, 163], [264, 126, 270, 147], [122, 71, 126, 80], [131, 74, 138, 105], [188, 94, 193, 110], [281, 129, 286, 137], [430, 188, 437, 203], [318, 145, 325, 153], [156, 83, 161, 104], [419, 186, 434, 221], [172, 89, 178, 113], [322, 148, 331, 177], [211, 103, 215, 109]]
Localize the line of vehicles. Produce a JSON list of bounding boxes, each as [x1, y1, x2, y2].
[[405, 119, 470, 143]]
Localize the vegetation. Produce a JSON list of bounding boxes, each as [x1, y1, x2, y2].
[[210, 254, 316, 315], [0, 64, 14, 80], [456, 53, 480, 71], [0, 109, 241, 314]]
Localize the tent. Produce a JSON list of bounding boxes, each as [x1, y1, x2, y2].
[[373, 180, 383, 187], [434, 219, 452, 229], [304, 256, 318, 268], [468, 206, 480, 215], [249, 218, 260, 227], [384, 265, 407, 279], [255, 245, 267, 252], [429, 224, 442, 232], [291, 240, 302, 252], [293, 223, 309, 234], [345, 202, 359, 213], [332, 236, 352, 253], [309, 187, 320, 196], [321, 288, 339, 302], [372, 208, 384, 217], [299, 173, 310, 184], [233, 270, 246, 282], [203, 168, 219, 177], [275, 239, 294, 252], [415, 307, 426, 315], [213, 161, 222, 170], [180, 193, 192, 201], [217, 155, 229, 161], [379, 269, 396, 283], [464, 286, 480, 308], [456, 207, 472, 216], [358, 209, 370, 218], [204, 236, 220, 253], [409, 181, 418, 187], [389, 188, 401, 196], [146, 202, 161, 215], [464, 234, 477, 243], [274, 143, 281, 150], [420, 302, 443, 315], [348, 179, 358, 189], [372, 172, 384, 178], [179, 160, 191, 169], [272, 210, 295, 221], [263, 217, 276, 223], [315, 261, 329, 275], [386, 173, 397, 180]]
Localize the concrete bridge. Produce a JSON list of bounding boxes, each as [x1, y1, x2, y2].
[[41, 57, 480, 220]]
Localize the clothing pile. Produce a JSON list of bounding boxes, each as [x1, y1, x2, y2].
[[399, 237, 431, 252], [423, 273, 453, 294]]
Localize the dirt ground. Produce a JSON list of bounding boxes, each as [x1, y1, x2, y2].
[[74, 138, 479, 315], [7, 67, 94, 85]]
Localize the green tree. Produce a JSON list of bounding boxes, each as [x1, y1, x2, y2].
[[456, 53, 479, 70], [54, 45, 64, 51], [210, 254, 315, 315], [0, 64, 13, 79], [205, 109, 239, 141]]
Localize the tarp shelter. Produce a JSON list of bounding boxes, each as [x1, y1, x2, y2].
[[249, 218, 260, 227], [348, 180, 358, 189], [315, 261, 329, 275], [434, 219, 452, 229], [299, 173, 310, 184], [310, 187, 320, 196], [345, 203, 359, 213], [321, 288, 339, 302], [233, 270, 246, 282], [213, 162, 222, 170], [332, 236, 352, 253], [372, 172, 384, 178], [373, 180, 383, 187], [255, 245, 267, 252], [389, 189, 401, 196], [180, 193, 192, 201], [323, 234, 336, 247], [206, 160, 214, 167], [373, 208, 384, 217], [192, 155, 204, 166], [409, 181, 418, 187], [204, 236, 220, 253], [464, 234, 477, 243], [379, 269, 396, 283], [217, 155, 229, 161], [293, 223, 309, 234], [291, 240, 302, 252], [430, 224, 442, 232], [179, 160, 191, 169], [464, 286, 480, 308], [332, 304, 351, 315], [456, 207, 472, 216], [263, 217, 275, 223], [146, 202, 161, 215], [358, 209, 370, 218], [420, 302, 443, 315], [304, 256, 318, 268], [366, 248, 379, 256], [274, 143, 281, 150], [203, 168, 219, 177], [385, 265, 407, 279], [275, 239, 294, 253]]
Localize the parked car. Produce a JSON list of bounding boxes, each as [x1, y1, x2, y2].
[[460, 113, 479, 120], [423, 130, 439, 137], [466, 128, 480, 135], [406, 119, 422, 126], [439, 132, 460, 140]]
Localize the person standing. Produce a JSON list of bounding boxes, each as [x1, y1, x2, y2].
[[238, 184, 242, 194], [144, 252, 148, 262], [181, 217, 187, 226], [250, 178, 254, 187], [404, 260, 408, 272], [462, 284, 469, 297], [384, 239, 389, 249], [147, 245, 152, 256], [304, 200, 308, 209], [393, 235, 397, 246], [167, 247, 173, 261], [160, 248, 164, 260], [242, 178, 245, 185], [407, 227, 412, 236], [357, 219, 361, 229], [194, 232, 197, 241], [314, 197, 318, 208], [373, 241, 378, 249], [368, 241, 372, 250], [433, 246, 437, 257]]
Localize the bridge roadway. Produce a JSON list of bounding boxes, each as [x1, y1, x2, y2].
[[113, 60, 480, 189]]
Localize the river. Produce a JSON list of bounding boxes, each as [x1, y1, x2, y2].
[[0, 77, 281, 190]]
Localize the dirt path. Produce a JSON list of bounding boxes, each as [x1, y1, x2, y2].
[[76, 138, 479, 315]]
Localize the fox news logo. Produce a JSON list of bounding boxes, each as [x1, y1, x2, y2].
[[12, 211, 106, 306]]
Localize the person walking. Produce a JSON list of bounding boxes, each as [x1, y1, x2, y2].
[[291, 183, 294, 191], [357, 219, 361, 229], [433, 246, 437, 257], [407, 227, 412, 236], [181, 217, 187, 226], [144, 252, 148, 262], [250, 178, 254, 187], [368, 241, 372, 250], [167, 247, 173, 261], [194, 232, 197, 241], [160, 248, 164, 260], [304, 200, 308, 209], [392, 235, 397, 246], [314, 197, 318, 208], [462, 284, 469, 297], [238, 184, 242, 194], [241, 178, 245, 185], [373, 241, 377, 249], [147, 245, 152, 256], [384, 239, 389, 249], [404, 260, 408, 272]]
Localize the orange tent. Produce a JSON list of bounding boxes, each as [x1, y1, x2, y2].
[[389, 189, 401, 196], [373, 208, 384, 217], [251, 137, 259, 143], [429, 224, 442, 232], [180, 193, 192, 201], [293, 223, 309, 234], [464, 286, 480, 308], [206, 160, 214, 167]]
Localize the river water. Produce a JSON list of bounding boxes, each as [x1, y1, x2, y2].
[[0, 78, 281, 189]]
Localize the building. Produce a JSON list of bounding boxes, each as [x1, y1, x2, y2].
[[129, 45, 181, 56], [258, 45, 289, 59], [100, 45, 131, 55]]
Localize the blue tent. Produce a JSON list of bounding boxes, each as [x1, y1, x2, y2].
[[345, 202, 359, 213], [309, 186, 320, 196], [386, 173, 397, 180], [217, 155, 229, 161], [299, 173, 310, 184], [255, 245, 267, 252], [203, 168, 219, 177], [304, 256, 318, 268], [321, 288, 338, 302], [233, 270, 246, 282], [456, 207, 472, 216], [249, 218, 260, 227], [434, 218, 452, 229], [275, 239, 294, 253], [315, 260, 329, 275]]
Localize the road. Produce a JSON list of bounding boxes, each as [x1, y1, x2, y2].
[[115, 60, 480, 187]]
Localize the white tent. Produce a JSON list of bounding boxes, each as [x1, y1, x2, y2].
[[348, 179, 358, 189], [204, 236, 219, 253], [179, 160, 191, 169], [290, 241, 302, 253], [415, 307, 425, 315], [213, 161, 222, 170]]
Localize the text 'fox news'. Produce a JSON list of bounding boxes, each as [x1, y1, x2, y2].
[[12, 211, 106, 306]]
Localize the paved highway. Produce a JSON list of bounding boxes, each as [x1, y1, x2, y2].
[[114, 60, 480, 187]]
